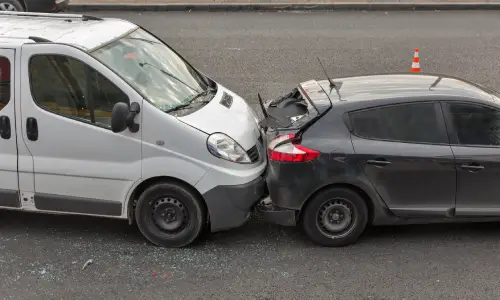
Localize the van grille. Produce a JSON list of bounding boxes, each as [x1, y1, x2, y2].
[[247, 145, 260, 163]]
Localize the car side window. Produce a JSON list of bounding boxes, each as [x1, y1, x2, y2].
[[447, 103, 500, 146], [350, 102, 446, 144], [29, 54, 130, 128], [0, 56, 11, 111]]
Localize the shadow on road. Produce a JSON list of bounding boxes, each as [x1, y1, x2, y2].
[[2, 210, 500, 248]]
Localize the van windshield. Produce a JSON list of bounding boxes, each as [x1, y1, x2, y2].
[[90, 28, 208, 112]]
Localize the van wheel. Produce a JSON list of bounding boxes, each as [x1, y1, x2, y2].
[[302, 187, 368, 247], [135, 182, 206, 248], [0, 0, 24, 11]]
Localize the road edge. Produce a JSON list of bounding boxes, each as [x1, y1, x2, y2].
[[67, 2, 500, 11]]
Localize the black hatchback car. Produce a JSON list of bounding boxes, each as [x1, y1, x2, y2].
[[257, 73, 500, 247]]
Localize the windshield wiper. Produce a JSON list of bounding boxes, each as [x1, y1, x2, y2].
[[165, 102, 193, 113], [138, 62, 200, 94], [166, 89, 216, 113], [124, 37, 162, 45], [190, 88, 217, 102]]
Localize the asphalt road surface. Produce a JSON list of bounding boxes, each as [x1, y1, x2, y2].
[[3, 11, 500, 300]]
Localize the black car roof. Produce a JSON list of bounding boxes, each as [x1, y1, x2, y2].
[[318, 73, 499, 105]]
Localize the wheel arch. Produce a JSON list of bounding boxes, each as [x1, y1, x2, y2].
[[126, 176, 209, 226]]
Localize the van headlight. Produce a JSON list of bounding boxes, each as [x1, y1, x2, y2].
[[207, 133, 251, 164]]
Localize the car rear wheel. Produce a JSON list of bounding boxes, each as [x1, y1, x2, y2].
[[135, 182, 206, 248], [0, 0, 24, 11], [302, 187, 368, 247]]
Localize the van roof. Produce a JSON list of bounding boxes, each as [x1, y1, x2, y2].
[[0, 12, 137, 51]]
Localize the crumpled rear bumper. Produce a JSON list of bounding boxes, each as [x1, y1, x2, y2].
[[255, 196, 297, 226]]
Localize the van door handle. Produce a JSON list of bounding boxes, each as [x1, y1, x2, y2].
[[460, 163, 484, 172], [366, 158, 391, 167], [26, 117, 38, 141], [0, 115, 10, 139]]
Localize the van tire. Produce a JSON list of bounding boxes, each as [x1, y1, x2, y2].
[[302, 187, 368, 247], [135, 182, 206, 248], [0, 0, 24, 11]]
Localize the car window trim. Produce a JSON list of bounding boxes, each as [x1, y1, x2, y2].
[[28, 53, 130, 131], [347, 100, 450, 146], [441, 100, 500, 148]]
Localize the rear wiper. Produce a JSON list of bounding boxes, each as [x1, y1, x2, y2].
[[138, 62, 200, 94]]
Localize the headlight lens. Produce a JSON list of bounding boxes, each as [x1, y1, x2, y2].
[[207, 133, 251, 164]]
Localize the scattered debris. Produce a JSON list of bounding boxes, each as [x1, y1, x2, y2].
[[82, 259, 93, 271]]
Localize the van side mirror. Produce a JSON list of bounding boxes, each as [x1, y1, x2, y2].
[[126, 102, 140, 133], [111, 102, 130, 133], [112, 102, 141, 133]]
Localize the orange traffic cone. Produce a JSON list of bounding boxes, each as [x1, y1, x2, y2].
[[410, 48, 420, 72]]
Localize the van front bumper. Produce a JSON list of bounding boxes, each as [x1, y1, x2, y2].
[[202, 174, 267, 232]]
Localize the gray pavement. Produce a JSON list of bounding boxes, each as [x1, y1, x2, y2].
[[3, 10, 500, 300]]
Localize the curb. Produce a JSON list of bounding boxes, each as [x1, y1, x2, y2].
[[67, 2, 500, 11]]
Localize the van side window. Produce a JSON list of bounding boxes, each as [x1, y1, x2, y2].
[[29, 55, 130, 128], [0, 56, 11, 111]]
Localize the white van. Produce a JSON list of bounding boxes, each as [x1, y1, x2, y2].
[[0, 12, 267, 247]]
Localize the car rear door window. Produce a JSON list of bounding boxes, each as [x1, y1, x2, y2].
[[350, 102, 446, 144], [446, 103, 500, 146]]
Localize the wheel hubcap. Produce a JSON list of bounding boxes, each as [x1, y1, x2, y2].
[[318, 199, 353, 234], [151, 197, 188, 232], [0, 3, 16, 11]]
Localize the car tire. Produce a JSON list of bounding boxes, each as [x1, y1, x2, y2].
[[135, 182, 206, 248], [302, 187, 368, 247], [0, 0, 24, 11]]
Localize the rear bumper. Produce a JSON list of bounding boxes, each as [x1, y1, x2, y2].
[[202, 174, 267, 232], [255, 196, 297, 226]]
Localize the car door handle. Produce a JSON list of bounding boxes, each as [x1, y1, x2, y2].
[[26, 117, 38, 141], [366, 159, 391, 167], [460, 164, 484, 172], [0, 115, 10, 139]]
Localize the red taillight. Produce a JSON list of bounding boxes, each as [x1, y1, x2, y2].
[[267, 133, 320, 162]]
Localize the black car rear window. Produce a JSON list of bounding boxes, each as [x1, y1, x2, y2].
[[349, 102, 447, 144]]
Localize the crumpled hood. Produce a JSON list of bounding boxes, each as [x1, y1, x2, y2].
[[177, 85, 261, 150]]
